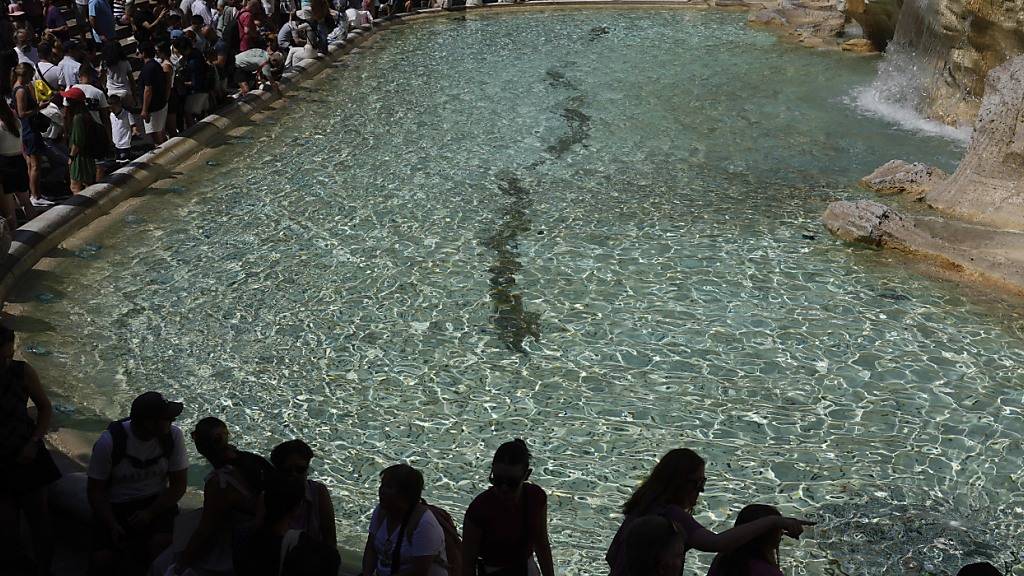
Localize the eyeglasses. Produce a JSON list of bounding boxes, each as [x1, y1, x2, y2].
[[489, 473, 524, 489]]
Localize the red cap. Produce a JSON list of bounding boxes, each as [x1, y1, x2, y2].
[[60, 87, 86, 102]]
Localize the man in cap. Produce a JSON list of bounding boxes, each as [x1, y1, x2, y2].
[[87, 391, 189, 575]]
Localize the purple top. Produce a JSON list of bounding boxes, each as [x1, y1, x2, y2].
[[605, 504, 706, 576], [45, 5, 68, 39]]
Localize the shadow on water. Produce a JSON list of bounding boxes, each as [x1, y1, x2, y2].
[[481, 173, 541, 354], [480, 65, 593, 354]]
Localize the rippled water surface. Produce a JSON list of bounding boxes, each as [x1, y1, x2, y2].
[[15, 10, 1024, 576]]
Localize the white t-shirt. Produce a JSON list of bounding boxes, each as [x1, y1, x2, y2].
[[57, 56, 81, 89], [87, 421, 189, 504], [105, 60, 133, 96], [191, 0, 213, 25], [110, 108, 132, 150], [370, 505, 447, 576], [72, 83, 109, 124], [15, 46, 39, 65]]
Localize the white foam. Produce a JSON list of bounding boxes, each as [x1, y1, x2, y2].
[[848, 85, 973, 145]]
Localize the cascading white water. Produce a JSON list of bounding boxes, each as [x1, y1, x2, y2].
[[850, 0, 973, 142]]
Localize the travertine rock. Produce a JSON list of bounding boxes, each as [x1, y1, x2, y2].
[[861, 159, 948, 199], [748, 6, 845, 40], [841, 37, 879, 53], [822, 200, 912, 245], [926, 55, 1024, 230], [845, 0, 902, 50]]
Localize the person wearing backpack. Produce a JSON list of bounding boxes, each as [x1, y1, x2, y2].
[[153, 416, 273, 576], [362, 464, 449, 576], [461, 439, 554, 576], [86, 391, 189, 576]]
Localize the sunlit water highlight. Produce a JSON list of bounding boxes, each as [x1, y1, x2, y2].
[[14, 10, 1024, 576]]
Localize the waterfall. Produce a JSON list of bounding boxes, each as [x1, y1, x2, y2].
[[850, 0, 973, 142]]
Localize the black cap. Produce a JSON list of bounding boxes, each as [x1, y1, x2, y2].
[[130, 391, 184, 421]]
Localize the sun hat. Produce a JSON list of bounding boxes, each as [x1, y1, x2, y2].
[[59, 86, 86, 101], [129, 391, 184, 421]]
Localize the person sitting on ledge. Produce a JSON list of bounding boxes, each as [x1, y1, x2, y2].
[[87, 391, 189, 576], [624, 515, 686, 576], [462, 439, 555, 576], [234, 473, 340, 576], [363, 463, 449, 576], [0, 325, 61, 576], [707, 504, 787, 576], [958, 563, 1003, 576], [606, 448, 813, 576], [152, 416, 273, 576], [271, 439, 337, 547]]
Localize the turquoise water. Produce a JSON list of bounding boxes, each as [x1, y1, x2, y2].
[[13, 9, 1024, 575]]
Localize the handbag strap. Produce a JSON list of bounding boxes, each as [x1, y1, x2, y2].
[[35, 62, 55, 91]]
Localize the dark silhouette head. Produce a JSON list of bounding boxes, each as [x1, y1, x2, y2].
[[958, 563, 1003, 576], [263, 472, 305, 526], [623, 448, 706, 516], [624, 515, 686, 576], [713, 504, 783, 576], [191, 416, 232, 465], [378, 464, 423, 516], [271, 439, 315, 480], [490, 439, 532, 500]]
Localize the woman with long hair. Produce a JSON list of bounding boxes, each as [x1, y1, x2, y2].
[[12, 63, 50, 207], [606, 449, 812, 576], [708, 505, 785, 576], [0, 97, 36, 230], [363, 463, 448, 576], [462, 439, 555, 576]]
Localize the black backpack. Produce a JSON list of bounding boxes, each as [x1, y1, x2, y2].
[[107, 417, 175, 469]]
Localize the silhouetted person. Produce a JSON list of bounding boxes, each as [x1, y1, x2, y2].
[[363, 464, 449, 576], [233, 473, 340, 576], [958, 563, 1003, 576], [153, 416, 273, 575], [606, 449, 813, 576], [0, 325, 60, 576], [708, 505, 786, 576], [87, 391, 189, 575], [270, 439, 336, 547], [462, 439, 554, 576], [624, 515, 686, 576]]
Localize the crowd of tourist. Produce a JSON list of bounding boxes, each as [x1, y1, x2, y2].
[[0, 323, 1010, 576], [0, 0, 412, 234]]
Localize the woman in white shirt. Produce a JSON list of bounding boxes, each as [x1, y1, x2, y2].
[[362, 464, 448, 576]]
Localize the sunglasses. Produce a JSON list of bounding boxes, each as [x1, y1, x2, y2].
[[489, 473, 524, 489]]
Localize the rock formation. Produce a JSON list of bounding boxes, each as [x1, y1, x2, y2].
[[747, 3, 846, 46], [926, 55, 1024, 230], [845, 0, 902, 50], [861, 159, 947, 200], [822, 200, 915, 246]]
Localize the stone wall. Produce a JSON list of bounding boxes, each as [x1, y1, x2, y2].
[[926, 54, 1024, 230]]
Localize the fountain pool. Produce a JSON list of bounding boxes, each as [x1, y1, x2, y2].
[[12, 9, 1024, 576]]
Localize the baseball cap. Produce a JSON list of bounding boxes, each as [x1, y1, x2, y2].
[[129, 391, 184, 421], [60, 86, 86, 101]]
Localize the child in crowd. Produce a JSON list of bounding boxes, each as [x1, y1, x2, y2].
[[606, 448, 813, 576], [108, 94, 133, 163], [270, 439, 337, 547], [708, 505, 786, 576], [462, 439, 555, 576], [363, 464, 448, 576], [624, 515, 686, 576]]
